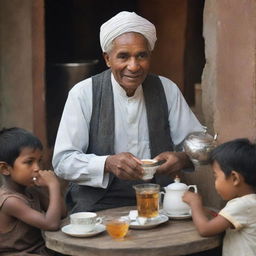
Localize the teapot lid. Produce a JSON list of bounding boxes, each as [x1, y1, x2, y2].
[[186, 131, 214, 145], [165, 176, 188, 190], [184, 127, 217, 146]]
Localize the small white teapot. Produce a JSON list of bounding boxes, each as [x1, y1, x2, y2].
[[162, 176, 197, 216]]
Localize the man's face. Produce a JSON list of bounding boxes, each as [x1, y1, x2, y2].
[[103, 32, 151, 96]]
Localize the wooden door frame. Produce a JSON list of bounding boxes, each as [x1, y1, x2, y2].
[[31, 0, 50, 167]]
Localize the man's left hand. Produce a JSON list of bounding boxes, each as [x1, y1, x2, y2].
[[154, 151, 193, 175]]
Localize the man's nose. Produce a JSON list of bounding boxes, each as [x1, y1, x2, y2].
[[127, 58, 140, 72]]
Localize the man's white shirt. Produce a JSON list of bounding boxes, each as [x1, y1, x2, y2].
[[52, 73, 204, 188]]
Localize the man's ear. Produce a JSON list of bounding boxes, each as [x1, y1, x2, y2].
[[103, 52, 111, 68], [0, 162, 11, 176], [230, 170, 241, 186]]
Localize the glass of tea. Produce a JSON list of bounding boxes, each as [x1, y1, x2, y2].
[[105, 216, 130, 240], [133, 183, 160, 224]]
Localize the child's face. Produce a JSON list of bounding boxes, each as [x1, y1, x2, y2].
[[9, 147, 43, 187], [212, 161, 236, 201]]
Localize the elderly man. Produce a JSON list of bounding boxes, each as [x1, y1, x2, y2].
[[52, 11, 204, 212]]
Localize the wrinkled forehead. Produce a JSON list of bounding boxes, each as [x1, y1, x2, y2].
[[107, 32, 151, 54]]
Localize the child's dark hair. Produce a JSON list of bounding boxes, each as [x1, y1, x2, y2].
[[0, 127, 43, 166], [210, 138, 256, 187]]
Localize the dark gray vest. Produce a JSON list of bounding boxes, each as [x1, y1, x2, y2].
[[67, 69, 173, 213]]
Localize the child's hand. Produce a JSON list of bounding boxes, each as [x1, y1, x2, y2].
[[34, 170, 59, 188], [182, 191, 202, 207]]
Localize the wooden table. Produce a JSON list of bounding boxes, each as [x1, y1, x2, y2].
[[44, 206, 222, 256]]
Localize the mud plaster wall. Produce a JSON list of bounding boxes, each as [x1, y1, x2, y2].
[[0, 0, 33, 131], [214, 0, 256, 142], [0, 0, 48, 167], [203, 0, 256, 142]]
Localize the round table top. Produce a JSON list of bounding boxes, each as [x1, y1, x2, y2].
[[44, 206, 221, 256]]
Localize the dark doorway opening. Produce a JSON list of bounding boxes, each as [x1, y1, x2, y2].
[[184, 0, 205, 106]]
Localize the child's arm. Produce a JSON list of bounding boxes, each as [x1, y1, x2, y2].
[[183, 191, 232, 237], [2, 170, 63, 231]]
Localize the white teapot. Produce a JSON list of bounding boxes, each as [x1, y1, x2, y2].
[[162, 176, 197, 216]]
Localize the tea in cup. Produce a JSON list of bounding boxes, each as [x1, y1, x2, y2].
[[133, 183, 160, 221], [105, 216, 130, 240], [141, 159, 158, 180], [70, 212, 102, 233]]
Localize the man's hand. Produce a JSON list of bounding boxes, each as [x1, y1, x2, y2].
[[154, 151, 193, 175], [105, 153, 144, 180]]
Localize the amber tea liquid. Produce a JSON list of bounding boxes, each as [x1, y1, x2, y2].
[[136, 190, 159, 218], [106, 219, 129, 239]]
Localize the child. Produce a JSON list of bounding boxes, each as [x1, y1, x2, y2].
[[0, 127, 66, 256], [183, 138, 256, 256]]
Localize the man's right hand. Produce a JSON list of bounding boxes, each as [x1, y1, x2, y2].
[[104, 153, 144, 180]]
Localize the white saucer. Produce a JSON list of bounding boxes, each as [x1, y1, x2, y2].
[[61, 224, 106, 237], [129, 214, 169, 230], [165, 212, 192, 220]]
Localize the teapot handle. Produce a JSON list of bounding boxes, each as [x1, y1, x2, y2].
[[160, 191, 165, 207], [187, 185, 198, 193]]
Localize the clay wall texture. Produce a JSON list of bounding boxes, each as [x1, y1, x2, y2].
[[0, 0, 34, 130], [203, 0, 256, 143], [0, 0, 47, 165]]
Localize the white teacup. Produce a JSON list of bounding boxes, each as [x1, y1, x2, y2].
[[70, 212, 102, 233], [141, 159, 158, 180]]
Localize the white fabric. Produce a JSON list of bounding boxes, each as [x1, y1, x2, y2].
[[100, 11, 157, 52], [52, 73, 204, 187], [219, 194, 256, 256]]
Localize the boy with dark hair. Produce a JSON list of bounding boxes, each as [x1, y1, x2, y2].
[[183, 138, 256, 256], [0, 127, 66, 255]]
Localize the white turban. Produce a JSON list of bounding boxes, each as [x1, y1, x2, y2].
[[100, 11, 157, 52]]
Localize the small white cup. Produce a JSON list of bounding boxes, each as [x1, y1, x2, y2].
[[70, 212, 102, 233], [141, 159, 158, 180]]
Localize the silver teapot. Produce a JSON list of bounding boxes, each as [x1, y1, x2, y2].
[[183, 127, 217, 166]]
